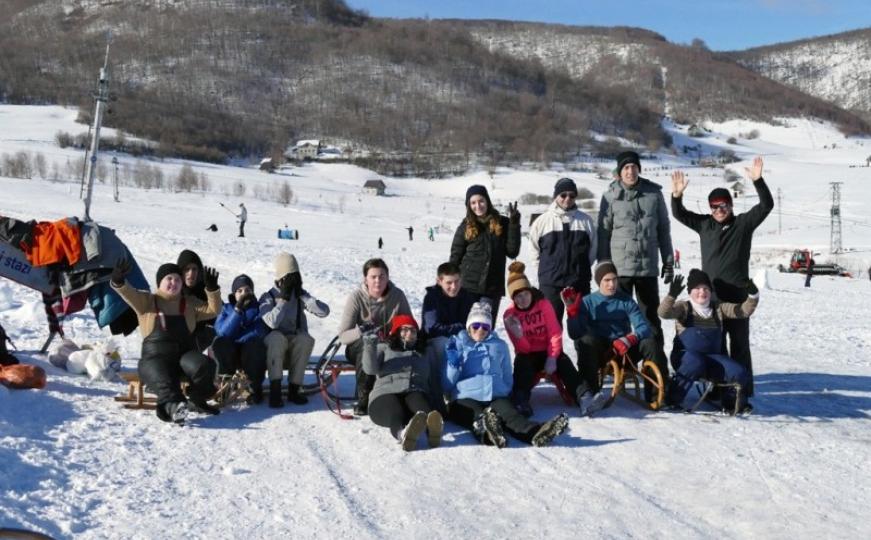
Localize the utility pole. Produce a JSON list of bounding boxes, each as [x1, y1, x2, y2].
[[829, 182, 842, 254], [112, 156, 120, 202], [82, 42, 111, 221], [776, 187, 782, 235]]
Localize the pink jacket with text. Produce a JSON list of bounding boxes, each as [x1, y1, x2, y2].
[[503, 297, 562, 358]]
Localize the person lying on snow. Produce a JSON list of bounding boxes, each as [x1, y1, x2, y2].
[[444, 302, 569, 448], [502, 261, 582, 418], [362, 314, 444, 452], [565, 260, 659, 416], [212, 274, 268, 404], [111, 259, 222, 425], [658, 269, 758, 414]]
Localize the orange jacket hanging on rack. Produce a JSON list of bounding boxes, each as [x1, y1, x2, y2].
[[23, 218, 82, 267]]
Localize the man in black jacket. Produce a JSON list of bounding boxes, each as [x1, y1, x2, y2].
[[670, 156, 773, 395]]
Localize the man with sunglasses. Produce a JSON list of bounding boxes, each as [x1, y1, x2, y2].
[[598, 151, 674, 377], [670, 156, 773, 396], [528, 177, 597, 326]]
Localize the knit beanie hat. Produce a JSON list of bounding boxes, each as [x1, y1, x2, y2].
[[231, 274, 254, 293], [466, 302, 492, 329], [155, 263, 182, 286], [686, 269, 713, 291], [616, 151, 642, 173], [274, 252, 299, 280], [708, 187, 733, 206], [506, 261, 532, 298], [389, 314, 419, 337], [553, 177, 578, 199], [594, 260, 618, 284], [465, 184, 493, 208]]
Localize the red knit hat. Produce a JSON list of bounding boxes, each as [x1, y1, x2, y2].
[[389, 314, 419, 336]]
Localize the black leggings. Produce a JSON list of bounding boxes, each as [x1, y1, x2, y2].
[[512, 351, 580, 405], [368, 391, 432, 437], [449, 397, 540, 444]]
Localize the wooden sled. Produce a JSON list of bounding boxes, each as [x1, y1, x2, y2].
[[114, 372, 157, 410]]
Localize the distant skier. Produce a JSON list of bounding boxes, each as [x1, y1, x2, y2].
[[378, 237, 384, 250], [237, 203, 247, 238], [428, 227, 435, 241], [674, 248, 681, 270], [406, 226, 414, 241], [804, 257, 814, 288]]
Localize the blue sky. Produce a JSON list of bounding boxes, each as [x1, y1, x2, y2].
[[345, 0, 871, 50]]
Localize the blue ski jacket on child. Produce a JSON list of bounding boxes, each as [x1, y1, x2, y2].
[[444, 330, 513, 402], [214, 303, 267, 344]]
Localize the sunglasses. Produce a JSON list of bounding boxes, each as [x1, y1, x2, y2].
[[710, 202, 731, 212], [469, 322, 491, 331], [558, 192, 577, 200]]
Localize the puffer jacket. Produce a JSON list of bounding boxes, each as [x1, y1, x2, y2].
[[362, 337, 442, 407], [214, 302, 268, 344], [529, 201, 597, 289], [567, 290, 653, 341], [597, 177, 673, 277], [444, 330, 512, 402], [502, 296, 563, 358], [449, 215, 521, 297]]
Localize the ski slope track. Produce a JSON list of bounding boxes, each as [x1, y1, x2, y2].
[[0, 105, 869, 539]]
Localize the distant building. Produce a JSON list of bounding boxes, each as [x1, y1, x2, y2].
[[259, 157, 276, 172], [287, 140, 321, 160], [363, 179, 386, 196]]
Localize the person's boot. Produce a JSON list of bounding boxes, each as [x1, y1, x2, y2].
[[189, 397, 220, 416], [269, 380, 284, 408], [353, 391, 369, 416], [249, 379, 264, 405], [426, 410, 443, 448], [397, 411, 427, 452], [167, 401, 188, 426], [531, 413, 569, 447], [287, 383, 309, 405], [472, 408, 507, 448]]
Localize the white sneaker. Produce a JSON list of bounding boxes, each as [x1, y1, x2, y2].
[[398, 411, 427, 451]]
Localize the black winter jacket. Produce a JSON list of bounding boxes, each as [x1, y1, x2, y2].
[[420, 285, 476, 340], [672, 178, 774, 303], [449, 215, 521, 298]]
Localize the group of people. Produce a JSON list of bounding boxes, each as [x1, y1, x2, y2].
[[111, 150, 773, 451]]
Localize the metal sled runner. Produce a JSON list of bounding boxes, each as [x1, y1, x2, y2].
[[302, 336, 358, 419]]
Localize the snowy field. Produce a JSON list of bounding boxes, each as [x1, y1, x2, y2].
[[1, 105, 870, 539]]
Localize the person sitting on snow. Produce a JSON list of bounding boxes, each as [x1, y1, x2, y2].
[[362, 314, 444, 452], [177, 249, 217, 352], [444, 302, 569, 448], [111, 259, 222, 425], [565, 260, 658, 416], [259, 252, 329, 408], [658, 269, 758, 413], [212, 274, 268, 404], [502, 261, 582, 418]]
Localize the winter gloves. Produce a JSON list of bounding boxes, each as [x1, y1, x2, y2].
[[544, 356, 557, 375], [661, 261, 674, 284], [111, 258, 131, 286], [559, 287, 583, 318], [746, 279, 759, 296], [612, 334, 639, 356], [235, 294, 256, 313], [668, 274, 685, 298], [278, 272, 302, 300], [507, 201, 521, 225], [203, 266, 220, 292]]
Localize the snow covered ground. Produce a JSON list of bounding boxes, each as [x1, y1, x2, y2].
[[1, 105, 869, 539]]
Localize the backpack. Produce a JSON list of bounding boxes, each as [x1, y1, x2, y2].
[[0, 322, 18, 366]]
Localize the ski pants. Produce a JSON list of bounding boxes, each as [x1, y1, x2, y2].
[[139, 350, 216, 406], [263, 330, 314, 384], [667, 351, 750, 408], [511, 351, 580, 407], [449, 397, 540, 445], [210, 335, 267, 385], [618, 276, 669, 377], [722, 317, 754, 396], [574, 333, 660, 394], [369, 391, 431, 438]]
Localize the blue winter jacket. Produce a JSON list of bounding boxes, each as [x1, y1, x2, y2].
[[443, 330, 513, 402], [567, 290, 653, 341], [214, 303, 268, 344]]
